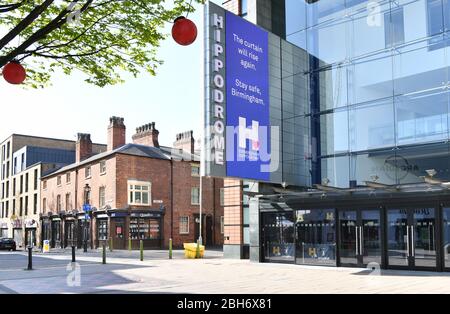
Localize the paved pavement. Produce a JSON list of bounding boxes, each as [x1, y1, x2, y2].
[[1, 249, 450, 293]]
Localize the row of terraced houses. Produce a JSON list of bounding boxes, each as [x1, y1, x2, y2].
[[0, 117, 225, 250]]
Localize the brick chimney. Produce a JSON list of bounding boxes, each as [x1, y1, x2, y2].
[[173, 130, 194, 154], [76, 133, 92, 163], [132, 122, 159, 147], [107, 116, 126, 151]]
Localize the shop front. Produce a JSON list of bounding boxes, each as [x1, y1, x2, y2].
[[259, 187, 450, 272], [95, 213, 109, 248], [129, 212, 162, 249], [11, 217, 23, 249], [50, 216, 62, 248], [64, 216, 77, 248], [76, 213, 91, 250], [110, 212, 127, 250], [40, 216, 51, 247], [108, 209, 163, 250], [0, 222, 8, 238]]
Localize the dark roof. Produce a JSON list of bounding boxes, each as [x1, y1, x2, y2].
[[42, 143, 199, 178]]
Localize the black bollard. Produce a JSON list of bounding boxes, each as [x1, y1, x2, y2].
[[72, 246, 76, 263], [102, 243, 106, 264], [27, 247, 33, 270]]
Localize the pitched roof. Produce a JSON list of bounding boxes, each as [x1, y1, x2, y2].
[[42, 143, 199, 178]]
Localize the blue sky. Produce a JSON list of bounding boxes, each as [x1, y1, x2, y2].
[[0, 1, 218, 147]]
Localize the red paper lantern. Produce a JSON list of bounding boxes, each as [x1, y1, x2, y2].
[[172, 16, 197, 46], [2, 61, 26, 84]]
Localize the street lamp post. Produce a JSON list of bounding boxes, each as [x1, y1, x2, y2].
[[83, 184, 91, 253]]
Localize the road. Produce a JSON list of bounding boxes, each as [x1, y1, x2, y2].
[[1, 249, 450, 294]]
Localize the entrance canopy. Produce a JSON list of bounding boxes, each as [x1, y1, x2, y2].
[[251, 180, 450, 208]]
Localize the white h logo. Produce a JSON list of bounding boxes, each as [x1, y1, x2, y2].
[[238, 117, 260, 151]]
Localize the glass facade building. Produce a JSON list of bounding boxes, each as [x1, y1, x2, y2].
[[284, 0, 450, 188], [214, 0, 450, 271]]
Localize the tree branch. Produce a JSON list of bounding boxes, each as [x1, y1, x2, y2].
[[0, 0, 94, 67], [0, 0, 54, 50], [0, 1, 27, 13]]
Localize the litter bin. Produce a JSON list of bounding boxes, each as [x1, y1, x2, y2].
[[183, 243, 205, 258]]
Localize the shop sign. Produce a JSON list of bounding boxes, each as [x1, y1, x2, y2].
[[110, 212, 128, 218], [153, 200, 163, 204], [12, 219, 22, 228], [130, 212, 161, 218], [97, 214, 108, 219], [25, 219, 38, 228]]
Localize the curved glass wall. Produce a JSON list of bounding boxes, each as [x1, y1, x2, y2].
[[285, 0, 450, 187]]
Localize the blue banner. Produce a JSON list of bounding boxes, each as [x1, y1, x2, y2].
[[225, 12, 270, 181]]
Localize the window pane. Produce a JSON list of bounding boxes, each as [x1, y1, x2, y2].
[[141, 186, 148, 191], [134, 192, 141, 203], [142, 192, 149, 204], [385, 7, 405, 48], [393, 40, 447, 97], [348, 52, 393, 105], [285, 0, 306, 35], [349, 99, 395, 152], [320, 109, 349, 155], [395, 92, 448, 145], [306, 0, 346, 28], [321, 156, 350, 188], [427, 0, 444, 36], [134, 185, 141, 190]]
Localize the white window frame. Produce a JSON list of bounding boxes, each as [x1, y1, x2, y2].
[[100, 160, 106, 174], [179, 216, 189, 234], [128, 180, 151, 205], [99, 186, 106, 207], [85, 166, 91, 179], [220, 188, 225, 206], [191, 164, 200, 176], [191, 187, 200, 205]]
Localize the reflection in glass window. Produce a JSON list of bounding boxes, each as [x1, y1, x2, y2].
[[285, 0, 306, 35], [348, 52, 393, 105], [349, 100, 395, 152], [385, 7, 405, 48], [320, 110, 349, 155], [262, 212, 295, 262], [295, 209, 336, 266], [395, 93, 448, 145], [306, 0, 346, 28], [321, 156, 350, 188], [444, 208, 450, 268]]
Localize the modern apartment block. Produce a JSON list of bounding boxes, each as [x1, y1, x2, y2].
[[213, 0, 450, 272], [0, 134, 106, 248], [40, 117, 224, 250]]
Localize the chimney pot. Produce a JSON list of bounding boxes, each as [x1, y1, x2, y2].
[[107, 116, 126, 151]]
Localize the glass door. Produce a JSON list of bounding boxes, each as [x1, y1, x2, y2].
[[339, 211, 358, 265], [412, 208, 436, 268], [261, 212, 295, 263], [361, 210, 382, 266], [387, 208, 437, 270], [443, 208, 450, 270], [387, 209, 409, 267], [339, 209, 382, 267]]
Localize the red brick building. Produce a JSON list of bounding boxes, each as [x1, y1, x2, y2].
[[40, 117, 224, 250]]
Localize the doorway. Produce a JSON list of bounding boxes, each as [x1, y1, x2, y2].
[[387, 208, 437, 270], [338, 209, 382, 268]]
